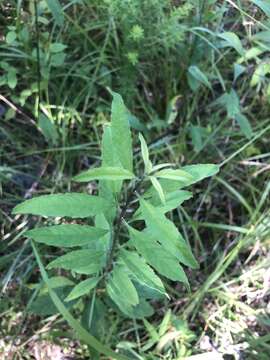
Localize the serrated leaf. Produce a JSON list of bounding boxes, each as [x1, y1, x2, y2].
[[47, 249, 105, 274], [65, 277, 99, 302], [111, 92, 133, 172], [107, 280, 153, 319], [155, 169, 194, 181], [120, 250, 166, 295], [127, 225, 189, 285], [73, 166, 135, 182], [107, 278, 133, 315], [25, 225, 108, 247], [12, 193, 109, 218], [139, 133, 152, 173], [140, 199, 198, 269], [218, 32, 244, 55], [149, 176, 165, 204], [188, 65, 212, 90], [110, 265, 139, 306]]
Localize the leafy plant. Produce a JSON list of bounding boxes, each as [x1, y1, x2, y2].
[[12, 92, 219, 357]]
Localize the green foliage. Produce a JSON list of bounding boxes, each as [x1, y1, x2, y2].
[[12, 193, 109, 218], [13, 93, 218, 353], [2, 1, 270, 358]]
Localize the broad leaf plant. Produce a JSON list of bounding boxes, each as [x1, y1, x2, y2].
[[13, 92, 219, 356]]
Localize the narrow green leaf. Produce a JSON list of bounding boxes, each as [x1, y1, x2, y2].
[[133, 190, 192, 220], [45, 0, 64, 26], [99, 126, 120, 221], [235, 113, 253, 139], [127, 225, 189, 285], [31, 242, 129, 360], [140, 199, 199, 269], [73, 166, 135, 182], [155, 169, 194, 181], [188, 65, 212, 90], [149, 176, 165, 204], [106, 279, 133, 316], [65, 277, 99, 302], [111, 92, 133, 172], [110, 265, 139, 306], [12, 193, 109, 218], [234, 64, 246, 82], [218, 32, 244, 55], [120, 250, 166, 295], [139, 133, 152, 173], [38, 114, 58, 145], [145, 164, 219, 198], [47, 249, 105, 274], [182, 164, 219, 183], [25, 225, 108, 247]]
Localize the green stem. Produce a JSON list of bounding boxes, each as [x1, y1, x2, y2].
[[105, 178, 143, 273]]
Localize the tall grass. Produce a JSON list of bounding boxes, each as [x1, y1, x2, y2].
[[1, 0, 270, 358]]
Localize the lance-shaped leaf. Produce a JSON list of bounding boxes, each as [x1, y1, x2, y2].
[[218, 32, 244, 56], [47, 249, 105, 274], [99, 126, 120, 222], [65, 277, 100, 302], [25, 224, 108, 247], [145, 163, 219, 195], [182, 164, 219, 183], [73, 166, 135, 182], [107, 279, 133, 316], [111, 92, 133, 172], [133, 190, 192, 219], [155, 169, 194, 181], [120, 250, 166, 296], [101, 125, 122, 192], [188, 65, 212, 90], [149, 176, 165, 204], [12, 193, 109, 218], [109, 265, 139, 306], [140, 199, 199, 269], [127, 225, 189, 285], [139, 133, 152, 173]]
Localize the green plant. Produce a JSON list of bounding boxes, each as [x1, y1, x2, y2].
[[12, 92, 219, 357]]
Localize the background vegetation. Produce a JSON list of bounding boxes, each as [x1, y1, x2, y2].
[[1, 0, 270, 359]]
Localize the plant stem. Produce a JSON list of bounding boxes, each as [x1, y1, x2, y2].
[[105, 178, 143, 273]]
